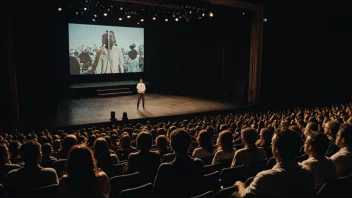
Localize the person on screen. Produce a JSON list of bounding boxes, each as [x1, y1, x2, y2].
[[136, 79, 146, 109], [139, 51, 144, 72], [128, 44, 139, 72], [90, 30, 124, 74], [78, 49, 92, 74], [70, 56, 80, 75]]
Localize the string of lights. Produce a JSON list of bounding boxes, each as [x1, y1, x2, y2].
[[57, 0, 255, 24]]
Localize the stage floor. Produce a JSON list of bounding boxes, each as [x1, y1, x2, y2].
[[54, 94, 242, 127], [70, 80, 150, 89]]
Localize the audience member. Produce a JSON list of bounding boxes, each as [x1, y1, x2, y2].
[[330, 125, 352, 177], [153, 128, 204, 197], [231, 127, 266, 167], [234, 128, 315, 197], [6, 141, 59, 197]]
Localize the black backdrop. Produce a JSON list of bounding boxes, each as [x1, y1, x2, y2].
[[3, 1, 352, 131], [59, 3, 252, 98], [2, 1, 252, 130]]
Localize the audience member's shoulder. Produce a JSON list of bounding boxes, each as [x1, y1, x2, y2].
[[251, 168, 275, 180], [158, 162, 173, 171], [9, 163, 22, 167], [128, 151, 139, 157], [299, 161, 312, 172], [41, 167, 58, 173], [235, 148, 246, 154], [151, 150, 161, 156], [300, 157, 315, 166], [326, 156, 336, 165], [193, 157, 204, 167], [164, 152, 174, 157], [60, 174, 68, 179], [257, 146, 266, 151], [193, 147, 202, 153], [7, 163, 21, 170], [7, 166, 23, 175], [97, 171, 108, 179]]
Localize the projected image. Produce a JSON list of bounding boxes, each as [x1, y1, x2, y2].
[[69, 23, 144, 75]]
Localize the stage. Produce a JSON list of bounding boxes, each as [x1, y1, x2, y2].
[[53, 93, 244, 127]]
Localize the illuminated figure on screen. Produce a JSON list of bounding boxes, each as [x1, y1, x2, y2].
[[90, 30, 124, 74], [127, 44, 139, 72], [139, 51, 144, 72]]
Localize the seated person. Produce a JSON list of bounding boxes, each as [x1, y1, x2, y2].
[[300, 132, 336, 191], [231, 127, 267, 167], [234, 128, 315, 197], [212, 130, 236, 164], [6, 141, 59, 197], [124, 132, 160, 183], [192, 130, 215, 158], [330, 125, 352, 177], [153, 128, 204, 197]]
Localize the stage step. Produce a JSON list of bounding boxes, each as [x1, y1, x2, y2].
[[97, 87, 130, 92], [96, 87, 134, 97]]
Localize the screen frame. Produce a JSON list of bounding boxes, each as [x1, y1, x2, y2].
[[68, 22, 145, 77]]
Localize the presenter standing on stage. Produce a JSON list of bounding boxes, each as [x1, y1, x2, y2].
[[136, 79, 146, 109]]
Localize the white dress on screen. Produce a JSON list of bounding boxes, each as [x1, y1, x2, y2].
[[98, 46, 124, 74]]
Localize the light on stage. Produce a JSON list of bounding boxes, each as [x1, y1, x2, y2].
[[122, 112, 128, 121], [110, 111, 116, 121]]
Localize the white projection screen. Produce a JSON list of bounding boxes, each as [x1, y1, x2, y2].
[[68, 23, 144, 75]]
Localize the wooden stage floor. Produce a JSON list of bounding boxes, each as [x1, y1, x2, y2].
[[53, 94, 243, 127]]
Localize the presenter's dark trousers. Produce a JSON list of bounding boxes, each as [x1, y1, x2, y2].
[[137, 93, 145, 108]]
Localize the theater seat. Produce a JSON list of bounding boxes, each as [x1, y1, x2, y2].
[[190, 190, 215, 198], [119, 183, 153, 198]]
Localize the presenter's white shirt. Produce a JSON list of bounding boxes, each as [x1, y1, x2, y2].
[[137, 83, 146, 93], [97, 46, 124, 74]]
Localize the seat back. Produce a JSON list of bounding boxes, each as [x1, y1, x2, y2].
[[190, 190, 215, 198], [29, 184, 59, 198], [217, 158, 233, 171], [296, 154, 308, 163], [217, 186, 236, 198], [244, 159, 267, 180], [198, 155, 215, 166], [119, 183, 153, 198], [265, 157, 276, 170], [110, 172, 142, 198], [220, 164, 246, 188], [110, 163, 126, 178], [317, 173, 352, 198], [52, 159, 67, 177], [203, 163, 219, 175], [0, 183, 4, 197], [161, 153, 175, 163], [203, 171, 220, 192]]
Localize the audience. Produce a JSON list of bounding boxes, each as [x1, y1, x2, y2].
[[212, 130, 236, 164], [6, 141, 59, 197], [155, 135, 171, 160], [57, 135, 77, 159], [58, 145, 110, 198], [300, 132, 336, 191], [325, 120, 341, 156], [192, 130, 215, 158], [330, 124, 352, 177], [255, 127, 274, 158], [40, 143, 57, 167], [153, 129, 204, 197], [115, 133, 136, 161], [231, 127, 267, 167], [234, 128, 315, 197], [0, 144, 21, 185], [124, 131, 160, 183], [94, 137, 119, 178], [0, 103, 352, 197]]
